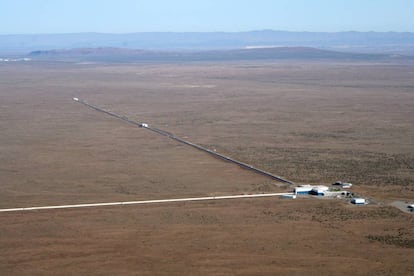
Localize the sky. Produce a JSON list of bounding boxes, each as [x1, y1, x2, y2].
[[1, 0, 413, 34]]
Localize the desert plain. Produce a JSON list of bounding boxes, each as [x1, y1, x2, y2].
[[0, 61, 413, 274]]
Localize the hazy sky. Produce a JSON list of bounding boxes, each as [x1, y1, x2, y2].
[[1, 0, 413, 34]]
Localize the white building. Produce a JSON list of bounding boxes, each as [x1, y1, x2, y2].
[[281, 194, 297, 199], [310, 186, 329, 196], [351, 198, 366, 205], [294, 185, 313, 195], [294, 185, 329, 196]]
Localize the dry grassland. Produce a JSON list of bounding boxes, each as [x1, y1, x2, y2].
[[0, 61, 413, 274]]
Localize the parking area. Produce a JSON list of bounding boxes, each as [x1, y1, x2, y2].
[[390, 201, 414, 214]]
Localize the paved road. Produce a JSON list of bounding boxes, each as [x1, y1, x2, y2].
[[73, 97, 294, 185], [0, 192, 293, 213]]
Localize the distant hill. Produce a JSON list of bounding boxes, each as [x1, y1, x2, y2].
[[1, 30, 414, 55], [27, 47, 402, 63]]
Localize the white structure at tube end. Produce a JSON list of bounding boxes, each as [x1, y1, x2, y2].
[[73, 97, 79, 101]]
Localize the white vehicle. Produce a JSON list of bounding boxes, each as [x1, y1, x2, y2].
[[73, 97, 79, 101]]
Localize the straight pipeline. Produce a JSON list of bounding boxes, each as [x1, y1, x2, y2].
[[72, 97, 294, 185], [170, 135, 293, 184], [0, 192, 294, 213], [74, 98, 141, 128], [146, 125, 293, 184]]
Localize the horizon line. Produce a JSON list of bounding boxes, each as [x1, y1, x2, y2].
[[1, 29, 414, 36]]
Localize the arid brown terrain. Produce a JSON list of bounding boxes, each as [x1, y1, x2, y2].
[[0, 61, 413, 274]]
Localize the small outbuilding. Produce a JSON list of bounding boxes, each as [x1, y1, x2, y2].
[[281, 194, 297, 199], [351, 198, 366, 205]]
